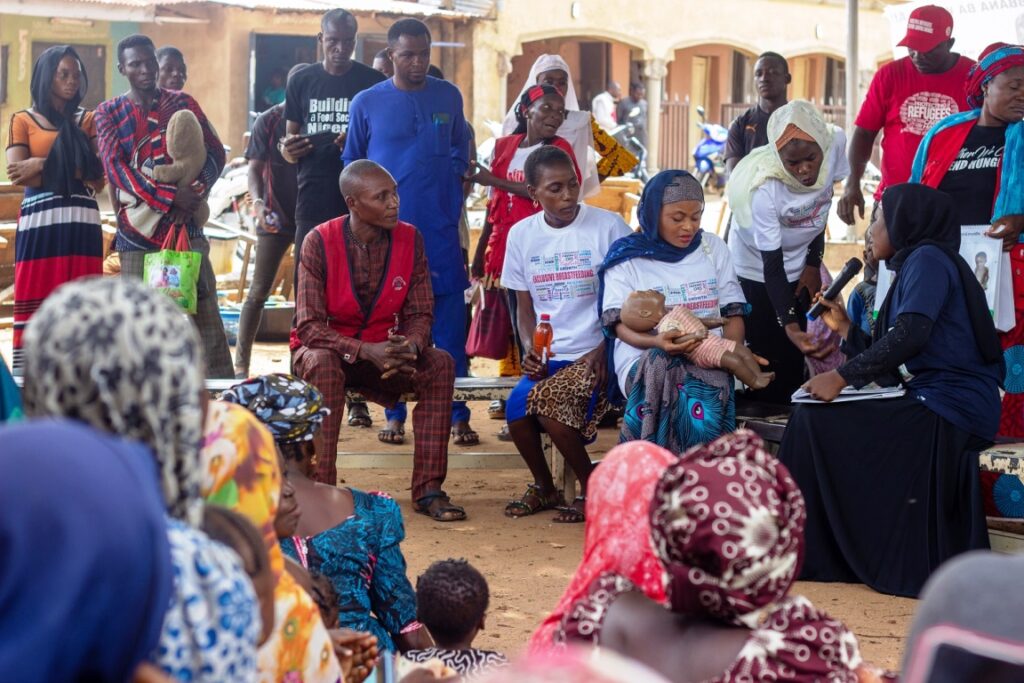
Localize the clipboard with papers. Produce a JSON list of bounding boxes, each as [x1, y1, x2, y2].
[[791, 384, 906, 404]]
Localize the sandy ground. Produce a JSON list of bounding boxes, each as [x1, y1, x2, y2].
[[0, 327, 914, 671], [0, 198, 912, 670], [218, 337, 916, 671]]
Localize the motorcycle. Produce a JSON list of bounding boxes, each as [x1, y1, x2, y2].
[[610, 106, 650, 183], [206, 112, 261, 230], [692, 105, 728, 193], [207, 155, 251, 229]]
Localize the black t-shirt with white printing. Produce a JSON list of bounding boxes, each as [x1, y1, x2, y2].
[[284, 61, 386, 225], [937, 123, 1004, 227]]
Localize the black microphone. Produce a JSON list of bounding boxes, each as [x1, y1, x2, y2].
[[806, 257, 863, 321]]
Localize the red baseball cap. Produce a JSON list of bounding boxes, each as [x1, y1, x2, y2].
[[898, 5, 954, 53]]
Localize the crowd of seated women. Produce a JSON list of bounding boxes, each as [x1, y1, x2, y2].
[[1, 39, 1022, 683]]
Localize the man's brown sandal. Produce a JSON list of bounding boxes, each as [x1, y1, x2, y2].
[[415, 491, 467, 522]]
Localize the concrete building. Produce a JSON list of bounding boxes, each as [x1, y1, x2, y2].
[[1, 0, 903, 180], [0, 0, 483, 172], [479, 0, 899, 171]]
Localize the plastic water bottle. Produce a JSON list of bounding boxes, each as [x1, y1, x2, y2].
[[533, 313, 553, 368]]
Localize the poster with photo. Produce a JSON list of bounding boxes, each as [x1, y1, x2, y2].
[[873, 226, 1015, 332], [961, 226, 999, 315]]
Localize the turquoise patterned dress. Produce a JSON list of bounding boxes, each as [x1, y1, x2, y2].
[[282, 489, 419, 651]]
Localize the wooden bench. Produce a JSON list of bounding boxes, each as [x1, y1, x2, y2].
[[186, 376, 579, 495], [204, 376, 582, 495], [12, 373, 574, 491], [980, 442, 1024, 553]]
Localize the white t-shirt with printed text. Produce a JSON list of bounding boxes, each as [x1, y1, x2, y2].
[[502, 204, 632, 361], [488, 141, 542, 185], [729, 128, 850, 282], [602, 232, 746, 394]]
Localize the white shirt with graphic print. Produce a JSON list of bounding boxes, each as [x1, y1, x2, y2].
[[729, 128, 850, 283], [502, 204, 632, 361], [602, 232, 746, 394]]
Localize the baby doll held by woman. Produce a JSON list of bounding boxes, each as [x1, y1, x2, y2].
[[620, 289, 774, 389]]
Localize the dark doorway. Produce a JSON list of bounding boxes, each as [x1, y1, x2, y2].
[[358, 35, 387, 67], [249, 33, 318, 116], [578, 41, 610, 106], [31, 42, 106, 109]]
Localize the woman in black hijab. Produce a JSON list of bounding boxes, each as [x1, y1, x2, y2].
[[4, 45, 104, 369], [777, 183, 1003, 598]]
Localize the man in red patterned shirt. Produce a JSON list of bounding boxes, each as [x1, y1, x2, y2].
[[96, 34, 232, 378], [290, 159, 465, 521]]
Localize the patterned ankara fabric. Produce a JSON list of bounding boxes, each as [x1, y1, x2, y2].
[[529, 441, 676, 653], [222, 373, 330, 444], [979, 445, 1024, 519], [648, 430, 863, 682], [619, 348, 735, 453], [200, 401, 342, 683], [159, 520, 261, 681]]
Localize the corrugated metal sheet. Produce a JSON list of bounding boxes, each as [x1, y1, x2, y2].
[[63, 0, 483, 18], [415, 0, 495, 17]]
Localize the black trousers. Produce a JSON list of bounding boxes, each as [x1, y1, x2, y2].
[[739, 277, 808, 405], [235, 232, 293, 374]]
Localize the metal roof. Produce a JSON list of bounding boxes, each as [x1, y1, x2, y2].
[[60, 0, 487, 18], [416, 0, 496, 18]]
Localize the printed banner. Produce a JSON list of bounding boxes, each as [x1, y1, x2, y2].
[[885, 1, 1024, 62]]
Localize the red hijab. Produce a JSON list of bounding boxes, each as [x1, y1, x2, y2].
[[528, 441, 675, 653]]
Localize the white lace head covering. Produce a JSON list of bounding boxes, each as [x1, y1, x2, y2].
[[501, 53, 600, 197]]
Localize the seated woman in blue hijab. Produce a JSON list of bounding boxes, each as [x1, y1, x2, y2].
[[779, 183, 1004, 598], [599, 170, 749, 452]]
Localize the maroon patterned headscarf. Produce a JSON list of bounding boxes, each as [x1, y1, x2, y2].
[[649, 429, 805, 624], [648, 431, 866, 682]]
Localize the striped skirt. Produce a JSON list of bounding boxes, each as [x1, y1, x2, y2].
[[12, 187, 102, 369]]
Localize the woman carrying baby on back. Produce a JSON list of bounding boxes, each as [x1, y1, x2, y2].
[[599, 170, 767, 452]]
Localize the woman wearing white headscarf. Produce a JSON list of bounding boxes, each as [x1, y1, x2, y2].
[[725, 100, 849, 404], [502, 54, 637, 198]]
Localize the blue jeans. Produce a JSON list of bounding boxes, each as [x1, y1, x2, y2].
[[385, 290, 470, 425]]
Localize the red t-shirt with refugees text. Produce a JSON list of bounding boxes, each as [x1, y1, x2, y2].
[[856, 55, 975, 198]]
